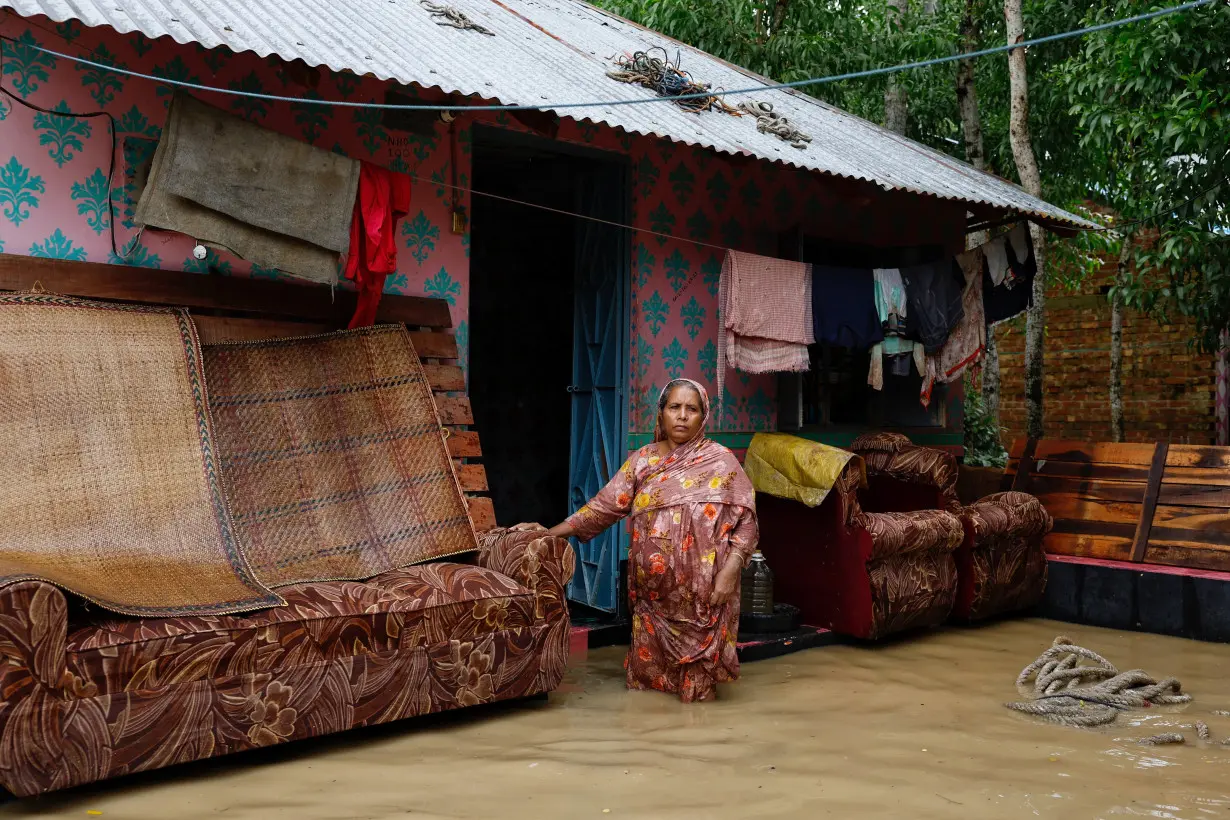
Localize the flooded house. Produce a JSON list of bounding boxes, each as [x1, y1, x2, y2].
[[4, 0, 1229, 815]]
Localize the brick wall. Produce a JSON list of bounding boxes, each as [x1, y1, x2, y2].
[[995, 258, 1216, 445]]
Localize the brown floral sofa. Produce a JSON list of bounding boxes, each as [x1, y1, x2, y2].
[[0, 529, 573, 798]]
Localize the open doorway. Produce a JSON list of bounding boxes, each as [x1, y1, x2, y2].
[[469, 128, 630, 614]]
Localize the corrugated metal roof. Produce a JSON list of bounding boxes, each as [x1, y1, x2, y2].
[[2, 0, 1095, 230]]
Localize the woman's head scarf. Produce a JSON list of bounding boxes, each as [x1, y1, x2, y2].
[[640, 378, 755, 516]]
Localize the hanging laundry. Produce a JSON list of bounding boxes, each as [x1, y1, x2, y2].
[[868, 268, 917, 391], [1008, 224, 1031, 268], [983, 229, 1036, 326], [344, 162, 411, 328], [873, 268, 910, 345], [1006, 225, 1037, 283], [912, 342, 927, 378], [984, 237, 1010, 287], [811, 266, 883, 349], [889, 354, 912, 377], [868, 343, 884, 391], [901, 259, 966, 354], [921, 250, 987, 407], [718, 251, 814, 409]]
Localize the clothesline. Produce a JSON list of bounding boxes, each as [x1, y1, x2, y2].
[[406, 171, 1018, 303]]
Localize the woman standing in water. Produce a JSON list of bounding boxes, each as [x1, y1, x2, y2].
[[520, 378, 758, 702]]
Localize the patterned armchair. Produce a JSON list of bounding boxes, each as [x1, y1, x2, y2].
[[757, 433, 965, 640], [854, 433, 1052, 623], [952, 491, 1052, 621]]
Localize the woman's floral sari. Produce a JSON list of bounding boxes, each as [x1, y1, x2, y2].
[[567, 380, 757, 702]]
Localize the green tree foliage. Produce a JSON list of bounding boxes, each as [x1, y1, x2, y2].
[[1054, 0, 1229, 352]]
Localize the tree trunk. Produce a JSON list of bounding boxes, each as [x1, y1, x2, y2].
[[768, 0, 790, 36], [1005, 0, 1047, 440], [957, 0, 986, 173], [884, 0, 910, 134], [1109, 236, 1133, 442], [983, 331, 1001, 422]]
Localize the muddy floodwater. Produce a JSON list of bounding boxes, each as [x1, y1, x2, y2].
[[5, 618, 1230, 819]]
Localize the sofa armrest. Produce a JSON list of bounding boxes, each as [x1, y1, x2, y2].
[[476, 529, 576, 625], [0, 580, 68, 695], [964, 491, 1054, 542], [858, 509, 964, 561]]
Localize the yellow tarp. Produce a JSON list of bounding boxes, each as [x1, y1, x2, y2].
[[745, 433, 866, 508]]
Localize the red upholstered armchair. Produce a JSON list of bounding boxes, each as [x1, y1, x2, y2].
[[759, 433, 966, 640]]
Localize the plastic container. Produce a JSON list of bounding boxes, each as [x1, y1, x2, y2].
[[740, 549, 774, 616]]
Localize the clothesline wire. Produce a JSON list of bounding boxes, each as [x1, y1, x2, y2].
[[0, 0, 1213, 112], [408, 171, 1029, 302]]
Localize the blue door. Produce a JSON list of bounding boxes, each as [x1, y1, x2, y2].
[[566, 166, 628, 613]]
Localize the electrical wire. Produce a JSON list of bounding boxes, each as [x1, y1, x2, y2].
[[0, 0, 1214, 112]]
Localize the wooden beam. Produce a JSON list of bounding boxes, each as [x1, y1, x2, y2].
[[425, 364, 465, 393], [434, 396, 474, 426], [456, 464, 489, 492], [1130, 442, 1169, 562], [467, 496, 497, 532], [0, 254, 452, 328], [446, 430, 482, 459], [194, 315, 332, 344], [1009, 438, 1038, 493]]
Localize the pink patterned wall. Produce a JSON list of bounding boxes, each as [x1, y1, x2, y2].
[[0, 15, 967, 439]]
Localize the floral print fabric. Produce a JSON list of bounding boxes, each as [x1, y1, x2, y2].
[[955, 491, 1053, 621], [0, 533, 575, 797], [567, 441, 758, 703]]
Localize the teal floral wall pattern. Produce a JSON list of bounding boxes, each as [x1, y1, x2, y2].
[[403, 210, 440, 265], [76, 44, 125, 107], [1, 156, 45, 225], [70, 168, 110, 234], [29, 228, 87, 260], [1, 31, 57, 98], [33, 103, 91, 167]]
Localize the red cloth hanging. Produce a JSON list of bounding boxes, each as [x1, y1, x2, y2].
[[343, 162, 411, 328]]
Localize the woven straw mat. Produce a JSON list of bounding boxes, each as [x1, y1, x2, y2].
[[0, 294, 282, 616], [203, 325, 478, 587]]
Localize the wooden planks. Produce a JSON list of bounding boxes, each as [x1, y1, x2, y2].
[[455, 464, 489, 493], [1010, 438, 1230, 574], [466, 497, 497, 532], [1130, 443, 1169, 562]]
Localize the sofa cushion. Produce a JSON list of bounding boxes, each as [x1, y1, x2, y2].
[[64, 563, 535, 698]]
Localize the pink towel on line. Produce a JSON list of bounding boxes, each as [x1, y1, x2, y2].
[[718, 251, 813, 418]]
